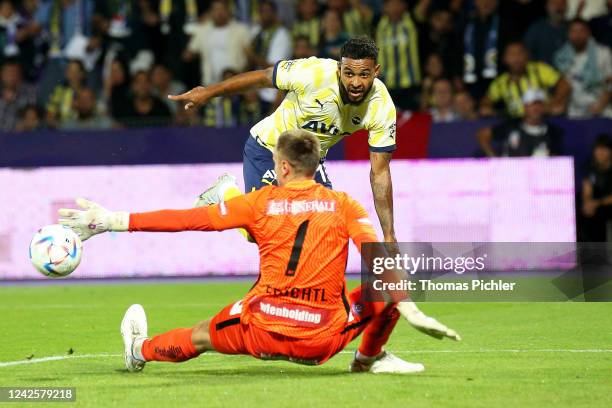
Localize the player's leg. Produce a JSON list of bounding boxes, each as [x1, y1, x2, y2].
[[242, 135, 277, 190], [121, 304, 209, 372], [342, 286, 425, 373]]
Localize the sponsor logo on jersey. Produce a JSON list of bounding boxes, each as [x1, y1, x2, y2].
[[253, 299, 329, 327], [266, 199, 336, 215], [301, 120, 352, 137]]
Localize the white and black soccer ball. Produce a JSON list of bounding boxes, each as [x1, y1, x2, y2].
[[29, 225, 83, 278]]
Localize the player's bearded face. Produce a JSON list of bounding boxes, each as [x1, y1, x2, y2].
[[338, 58, 379, 104]]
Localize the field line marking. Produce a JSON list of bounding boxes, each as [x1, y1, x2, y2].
[[340, 349, 612, 354], [2, 349, 612, 368], [0, 353, 121, 367]]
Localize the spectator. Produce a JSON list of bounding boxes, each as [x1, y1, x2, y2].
[[248, 1, 292, 70], [92, 0, 161, 62], [590, 0, 612, 49], [293, 0, 321, 48], [461, 0, 504, 101], [421, 9, 462, 83], [477, 89, 564, 157], [104, 58, 131, 120], [524, 0, 568, 65], [204, 69, 263, 127], [45, 59, 86, 128], [293, 35, 316, 59], [566, 0, 608, 20], [115, 70, 171, 128], [0, 0, 39, 79], [60, 87, 112, 130], [327, 0, 373, 38], [0, 59, 35, 131], [14, 104, 42, 132], [376, 0, 421, 111], [185, 0, 250, 86], [420, 53, 446, 111], [481, 42, 570, 118], [580, 134, 612, 242], [318, 9, 348, 60], [204, 69, 241, 127], [151, 64, 186, 115], [240, 88, 264, 125], [454, 90, 479, 120], [430, 78, 459, 122], [554, 18, 612, 118], [33, 0, 100, 102], [247, 0, 292, 112]]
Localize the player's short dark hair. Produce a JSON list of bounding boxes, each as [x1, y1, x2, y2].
[[276, 130, 320, 176], [503, 41, 527, 55], [594, 134, 612, 150], [340, 37, 378, 62]]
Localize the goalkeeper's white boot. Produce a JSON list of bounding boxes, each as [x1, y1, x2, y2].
[[349, 351, 425, 374], [194, 173, 239, 207], [120, 304, 148, 372]]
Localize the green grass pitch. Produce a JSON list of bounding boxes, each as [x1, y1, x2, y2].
[[1, 281, 611, 407]]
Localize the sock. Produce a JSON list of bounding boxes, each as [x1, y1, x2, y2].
[[355, 350, 378, 364], [141, 328, 200, 362], [222, 187, 255, 242], [357, 305, 400, 358], [132, 337, 146, 362]]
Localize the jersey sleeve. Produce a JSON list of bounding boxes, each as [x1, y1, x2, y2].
[[129, 191, 261, 232], [272, 57, 323, 94], [206, 190, 260, 230], [364, 86, 397, 153]]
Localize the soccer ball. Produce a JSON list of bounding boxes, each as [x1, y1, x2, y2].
[[29, 225, 83, 278]]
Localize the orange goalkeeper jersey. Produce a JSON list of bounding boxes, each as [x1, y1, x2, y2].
[[129, 179, 378, 339]]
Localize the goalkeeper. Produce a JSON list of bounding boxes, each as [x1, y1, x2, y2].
[[59, 130, 459, 374]]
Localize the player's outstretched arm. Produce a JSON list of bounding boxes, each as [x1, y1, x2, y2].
[[168, 68, 274, 111], [58, 194, 257, 241], [369, 151, 396, 243]]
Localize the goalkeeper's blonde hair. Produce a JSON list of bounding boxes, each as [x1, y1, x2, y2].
[[276, 130, 321, 177]]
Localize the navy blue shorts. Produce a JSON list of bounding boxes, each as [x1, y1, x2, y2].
[[243, 136, 333, 192]]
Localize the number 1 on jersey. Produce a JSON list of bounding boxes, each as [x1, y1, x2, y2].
[[285, 220, 310, 276]]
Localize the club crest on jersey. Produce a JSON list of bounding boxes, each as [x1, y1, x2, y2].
[[351, 115, 361, 125], [301, 120, 351, 136], [280, 60, 296, 71]]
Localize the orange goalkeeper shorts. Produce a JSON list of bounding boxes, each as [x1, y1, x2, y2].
[[208, 291, 372, 365]]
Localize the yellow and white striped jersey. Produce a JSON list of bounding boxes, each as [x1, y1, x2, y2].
[[249, 57, 397, 158]]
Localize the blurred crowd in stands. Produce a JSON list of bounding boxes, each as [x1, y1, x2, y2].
[[0, 0, 610, 133]]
